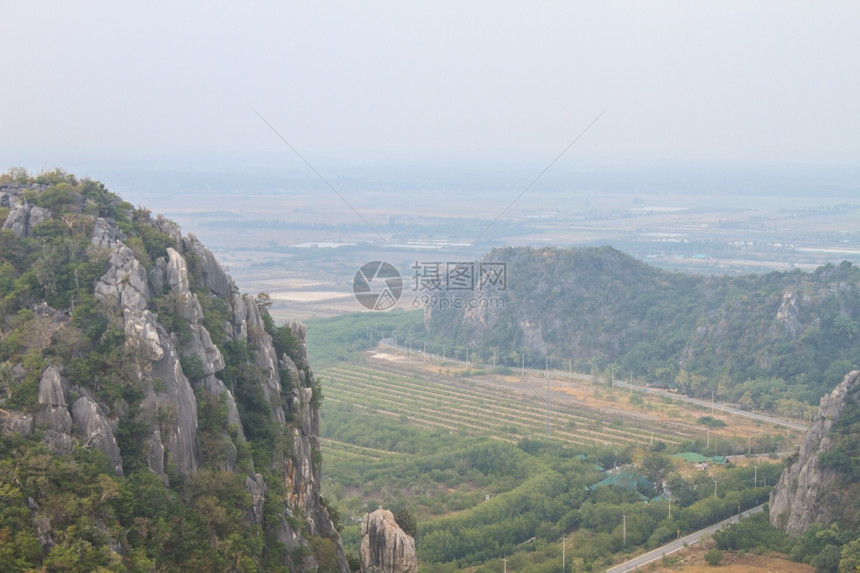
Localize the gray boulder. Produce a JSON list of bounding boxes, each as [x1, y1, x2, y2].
[[35, 366, 72, 434], [1, 195, 52, 237], [94, 243, 150, 313], [91, 217, 120, 248], [360, 509, 417, 573], [37, 366, 67, 407], [71, 397, 123, 475]]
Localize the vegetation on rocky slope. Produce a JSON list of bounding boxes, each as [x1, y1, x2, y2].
[[418, 246, 860, 410], [0, 169, 345, 572]]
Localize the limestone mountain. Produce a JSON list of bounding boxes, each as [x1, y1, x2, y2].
[[0, 169, 347, 572], [420, 246, 860, 409]]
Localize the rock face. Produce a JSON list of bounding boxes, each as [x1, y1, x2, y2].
[[1, 196, 51, 237], [71, 396, 124, 475], [0, 181, 348, 571], [770, 370, 860, 534], [776, 291, 802, 339], [34, 366, 72, 436], [360, 509, 418, 573], [182, 233, 234, 297]]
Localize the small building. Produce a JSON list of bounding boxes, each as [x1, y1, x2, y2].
[[587, 471, 658, 502], [673, 452, 728, 468]]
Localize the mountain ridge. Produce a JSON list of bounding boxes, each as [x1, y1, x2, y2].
[[420, 245, 860, 410], [0, 169, 347, 572]]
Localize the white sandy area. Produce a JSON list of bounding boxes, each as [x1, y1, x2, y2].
[[268, 291, 352, 302], [368, 352, 406, 362]]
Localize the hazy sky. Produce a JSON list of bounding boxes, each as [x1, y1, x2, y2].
[[2, 1, 858, 170]]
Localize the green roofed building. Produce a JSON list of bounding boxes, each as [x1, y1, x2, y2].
[[673, 452, 728, 467], [673, 452, 709, 464], [587, 471, 658, 502]]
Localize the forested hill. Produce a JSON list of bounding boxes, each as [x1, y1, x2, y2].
[[422, 245, 860, 411], [0, 169, 347, 572]]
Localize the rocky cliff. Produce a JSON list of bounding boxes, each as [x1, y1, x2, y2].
[[770, 370, 860, 535], [360, 509, 418, 573], [0, 170, 347, 572]]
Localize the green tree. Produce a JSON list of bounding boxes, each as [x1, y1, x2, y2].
[[704, 548, 723, 565]]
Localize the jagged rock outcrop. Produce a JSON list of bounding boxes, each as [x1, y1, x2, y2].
[[245, 295, 287, 423], [91, 216, 120, 248], [1, 411, 34, 436], [2, 196, 51, 237], [162, 246, 225, 375], [244, 473, 268, 526], [94, 243, 150, 314], [34, 366, 72, 435], [776, 291, 802, 339], [1, 178, 348, 571], [144, 329, 200, 476], [123, 310, 165, 362], [182, 233, 234, 297], [770, 370, 860, 534], [71, 396, 123, 475], [360, 509, 418, 573]]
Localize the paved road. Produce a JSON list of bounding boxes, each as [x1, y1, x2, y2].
[[610, 380, 809, 432], [604, 505, 765, 573]]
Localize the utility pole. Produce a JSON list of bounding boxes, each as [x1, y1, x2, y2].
[[622, 514, 627, 549], [503, 558, 506, 573], [568, 359, 572, 383], [562, 532, 565, 571], [546, 359, 551, 439], [711, 390, 715, 415], [714, 480, 718, 498], [443, 345, 446, 362], [754, 462, 758, 488]]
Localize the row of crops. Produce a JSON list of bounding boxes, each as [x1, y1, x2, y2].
[[319, 364, 690, 453]]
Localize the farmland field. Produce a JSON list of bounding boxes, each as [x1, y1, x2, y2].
[[317, 346, 797, 570], [320, 347, 797, 459]]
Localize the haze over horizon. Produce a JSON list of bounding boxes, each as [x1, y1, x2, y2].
[[2, 1, 859, 174]]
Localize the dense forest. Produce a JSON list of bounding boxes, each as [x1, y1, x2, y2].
[[415, 246, 860, 411]]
